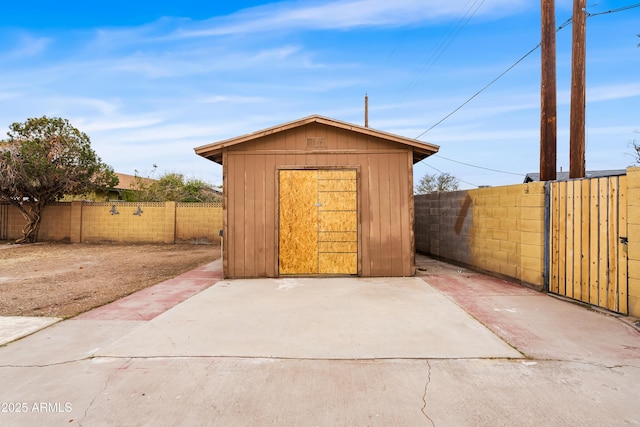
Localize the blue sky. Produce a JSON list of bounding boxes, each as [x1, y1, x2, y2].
[[1, 0, 638, 188]]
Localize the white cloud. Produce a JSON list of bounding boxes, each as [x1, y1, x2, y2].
[[74, 117, 164, 133], [94, 123, 230, 144], [198, 95, 267, 104], [6, 33, 52, 58], [106, 43, 313, 78], [1, 0, 635, 188], [58, 97, 121, 116], [588, 83, 640, 103], [0, 91, 20, 101], [173, 0, 530, 38]]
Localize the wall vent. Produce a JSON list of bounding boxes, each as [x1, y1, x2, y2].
[[306, 137, 327, 149]]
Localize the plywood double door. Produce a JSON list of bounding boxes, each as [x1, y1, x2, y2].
[[279, 169, 358, 275]]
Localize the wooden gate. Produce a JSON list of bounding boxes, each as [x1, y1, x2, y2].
[[548, 176, 628, 314], [279, 169, 358, 275]]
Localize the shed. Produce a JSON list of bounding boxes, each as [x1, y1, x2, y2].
[[194, 115, 439, 278]]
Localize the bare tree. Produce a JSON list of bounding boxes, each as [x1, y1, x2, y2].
[[633, 131, 640, 164], [415, 172, 460, 194]]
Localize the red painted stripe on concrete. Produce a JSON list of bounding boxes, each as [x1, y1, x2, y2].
[[75, 261, 222, 321], [418, 273, 542, 350]]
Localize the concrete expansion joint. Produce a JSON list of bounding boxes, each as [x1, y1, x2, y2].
[[88, 355, 527, 363], [603, 364, 640, 370], [0, 357, 90, 368], [529, 358, 640, 371], [421, 360, 435, 427], [598, 363, 640, 370]]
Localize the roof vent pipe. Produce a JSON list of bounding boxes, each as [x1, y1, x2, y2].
[[364, 94, 369, 128]]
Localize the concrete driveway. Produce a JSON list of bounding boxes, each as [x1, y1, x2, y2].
[[1, 256, 639, 426]]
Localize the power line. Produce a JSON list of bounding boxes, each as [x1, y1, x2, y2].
[[422, 162, 479, 188], [432, 154, 525, 176], [414, 3, 640, 140], [588, 3, 640, 17], [414, 42, 540, 140], [412, 2, 640, 185], [398, 0, 488, 103]]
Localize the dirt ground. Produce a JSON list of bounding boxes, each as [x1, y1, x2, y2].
[[0, 242, 220, 318]]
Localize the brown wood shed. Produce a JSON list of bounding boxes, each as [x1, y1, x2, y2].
[[195, 115, 439, 278]]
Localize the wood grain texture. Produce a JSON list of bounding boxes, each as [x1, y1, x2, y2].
[[222, 122, 417, 277], [265, 154, 277, 277], [317, 169, 358, 275], [558, 181, 567, 296], [571, 180, 581, 300], [279, 170, 319, 274], [589, 179, 599, 305], [245, 154, 257, 276], [598, 178, 608, 308], [222, 151, 229, 278], [550, 182, 559, 293], [318, 212, 357, 232], [565, 181, 574, 298], [318, 192, 357, 211], [319, 253, 357, 274], [618, 175, 628, 314], [580, 179, 590, 303], [319, 231, 358, 242], [279, 169, 358, 275], [607, 177, 618, 311], [549, 176, 628, 314]]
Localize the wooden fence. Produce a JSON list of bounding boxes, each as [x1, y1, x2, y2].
[[548, 176, 628, 314]]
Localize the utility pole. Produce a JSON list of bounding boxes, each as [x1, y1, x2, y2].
[[570, 0, 586, 178], [540, 0, 557, 181]]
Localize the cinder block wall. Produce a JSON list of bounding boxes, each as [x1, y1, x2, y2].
[[627, 167, 640, 317], [414, 193, 432, 254], [39, 203, 72, 241], [1, 201, 223, 244], [415, 182, 546, 289], [2, 204, 28, 239], [176, 203, 224, 243], [80, 202, 172, 243], [472, 183, 545, 287], [415, 191, 472, 265]]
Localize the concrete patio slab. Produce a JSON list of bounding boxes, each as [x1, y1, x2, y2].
[[98, 276, 522, 359], [418, 258, 640, 366], [2, 357, 638, 426], [1, 255, 639, 426]]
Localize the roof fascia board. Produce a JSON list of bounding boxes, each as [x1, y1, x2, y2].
[[194, 114, 439, 159]]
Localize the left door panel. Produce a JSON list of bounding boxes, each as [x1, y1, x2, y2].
[[279, 170, 319, 274]]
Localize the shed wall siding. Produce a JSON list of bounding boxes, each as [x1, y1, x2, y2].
[[223, 123, 415, 278]]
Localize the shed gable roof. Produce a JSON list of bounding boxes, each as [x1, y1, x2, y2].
[[194, 115, 439, 164]]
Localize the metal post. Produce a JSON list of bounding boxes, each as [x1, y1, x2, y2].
[[364, 94, 369, 128]]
